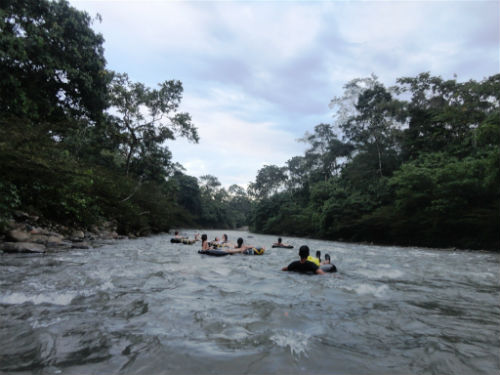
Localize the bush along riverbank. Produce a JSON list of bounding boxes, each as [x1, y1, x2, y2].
[[0, 211, 127, 254]]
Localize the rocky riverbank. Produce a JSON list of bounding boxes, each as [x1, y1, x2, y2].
[[0, 211, 129, 254]]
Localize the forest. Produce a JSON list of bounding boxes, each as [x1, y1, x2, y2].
[[248, 74, 499, 250], [1, 0, 498, 250]]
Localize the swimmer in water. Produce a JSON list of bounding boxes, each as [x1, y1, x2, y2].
[[201, 234, 212, 250], [282, 246, 325, 275]]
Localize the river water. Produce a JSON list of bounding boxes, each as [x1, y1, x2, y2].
[[1, 230, 499, 374]]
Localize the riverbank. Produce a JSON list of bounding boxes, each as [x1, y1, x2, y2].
[[0, 211, 129, 254]]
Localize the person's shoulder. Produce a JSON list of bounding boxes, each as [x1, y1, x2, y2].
[[287, 260, 301, 269]]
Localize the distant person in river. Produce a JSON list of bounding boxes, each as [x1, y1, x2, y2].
[[322, 253, 331, 265], [307, 250, 321, 266], [174, 231, 182, 238], [201, 234, 212, 250], [282, 245, 325, 275], [220, 234, 233, 247], [194, 233, 200, 242], [224, 237, 253, 254], [273, 237, 291, 247]]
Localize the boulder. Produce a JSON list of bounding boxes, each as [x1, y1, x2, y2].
[[1, 242, 46, 253], [30, 234, 49, 244], [46, 235, 64, 247], [70, 230, 85, 242], [6, 229, 31, 242]]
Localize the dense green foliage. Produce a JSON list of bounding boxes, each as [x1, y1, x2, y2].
[[249, 73, 499, 250], [0, 0, 251, 234]]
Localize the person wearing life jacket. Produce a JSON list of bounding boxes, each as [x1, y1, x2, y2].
[[306, 250, 321, 266], [282, 246, 325, 275]]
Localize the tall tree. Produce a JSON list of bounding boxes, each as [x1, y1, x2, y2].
[[108, 73, 198, 180], [249, 165, 287, 199], [300, 123, 353, 182], [0, 0, 110, 125]]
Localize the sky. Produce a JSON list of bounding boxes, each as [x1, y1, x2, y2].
[[70, 0, 499, 188]]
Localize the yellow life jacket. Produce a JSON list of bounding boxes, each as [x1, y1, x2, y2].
[[307, 255, 320, 266]]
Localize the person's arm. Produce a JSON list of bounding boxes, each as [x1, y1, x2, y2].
[[282, 266, 288, 271], [316, 268, 325, 275]]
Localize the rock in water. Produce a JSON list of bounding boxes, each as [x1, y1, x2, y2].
[[1, 242, 47, 253]]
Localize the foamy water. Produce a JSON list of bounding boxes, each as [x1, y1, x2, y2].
[[1, 230, 499, 374]]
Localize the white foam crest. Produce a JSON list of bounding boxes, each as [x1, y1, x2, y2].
[[270, 330, 311, 359], [350, 284, 389, 298], [31, 316, 63, 329], [355, 268, 404, 279], [0, 291, 76, 306]]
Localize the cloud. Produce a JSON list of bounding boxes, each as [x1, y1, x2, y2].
[[169, 86, 307, 187], [70, 0, 499, 188]]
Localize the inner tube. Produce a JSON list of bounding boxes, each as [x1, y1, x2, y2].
[[198, 249, 229, 257], [181, 239, 195, 245], [320, 264, 337, 273], [170, 238, 182, 243], [242, 247, 265, 255], [272, 244, 293, 249]]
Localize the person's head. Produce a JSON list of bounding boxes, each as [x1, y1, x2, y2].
[[175, 231, 179, 235], [201, 234, 207, 242], [236, 237, 244, 248], [215, 237, 220, 241], [223, 234, 228, 241], [299, 245, 310, 260], [278, 237, 282, 244], [324, 253, 331, 264], [316, 250, 321, 261]]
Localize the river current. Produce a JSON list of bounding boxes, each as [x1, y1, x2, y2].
[[1, 230, 499, 374]]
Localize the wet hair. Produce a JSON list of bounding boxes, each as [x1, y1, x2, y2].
[[316, 250, 321, 261], [201, 234, 207, 242], [236, 237, 244, 248], [299, 245, 310, 259], [325, 253, 331, 264], [278, 237, 282, 243], [175, 231, 179, 235], [223, 234, 228, 241]]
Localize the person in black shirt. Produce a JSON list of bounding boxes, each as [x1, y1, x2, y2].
[[282, 245, 325, 275]]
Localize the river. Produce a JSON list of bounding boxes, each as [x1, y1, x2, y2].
[[1, 230, 499, 374]]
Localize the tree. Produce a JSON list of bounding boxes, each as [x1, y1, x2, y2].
[[299, 123, 354, 182], [169, 171, 202, 215], [331, 77, 402, 177], [397, 73, 500, 158], [108, 73, 198, 180], [0, 0, 110, 125], [248, 165, 288, 199]]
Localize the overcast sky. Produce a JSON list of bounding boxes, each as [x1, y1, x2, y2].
[[71, 0, 499, 188]]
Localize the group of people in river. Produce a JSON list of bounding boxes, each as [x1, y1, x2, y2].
[[200, 233, 258, 254], [281, 245, 336, 275], [172, 231, 337, 274]]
